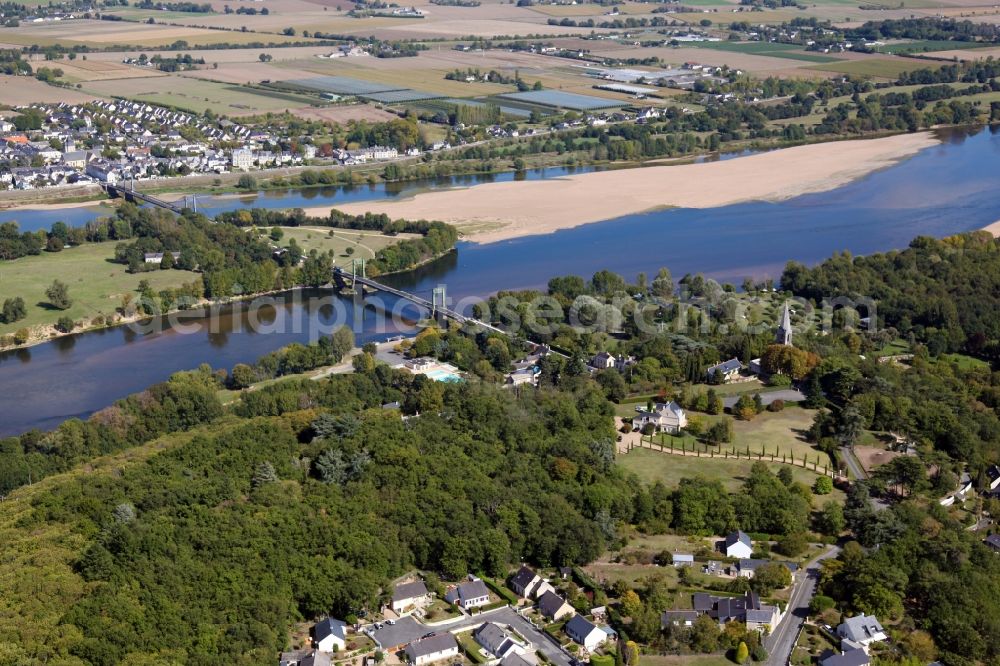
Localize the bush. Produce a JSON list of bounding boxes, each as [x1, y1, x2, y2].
[[45, 279, 72, 310], [809, 595, 836, 615], [767, 399, 785, 412], [55, 316, 75, 333], [775, 531, 808, 557], [813, 476, 833, 495], [13, 328, 30, 345]]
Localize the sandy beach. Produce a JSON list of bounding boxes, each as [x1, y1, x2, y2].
[[321, 133, 939, 244], [983, 220, 1000, 237]]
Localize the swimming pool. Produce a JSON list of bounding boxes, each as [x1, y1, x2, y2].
[[425, 369, 463, 383]]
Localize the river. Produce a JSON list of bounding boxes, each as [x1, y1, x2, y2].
[[1, 125, 998, 437]]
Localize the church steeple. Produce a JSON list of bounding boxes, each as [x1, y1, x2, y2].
[[776, 302, 793, 346]]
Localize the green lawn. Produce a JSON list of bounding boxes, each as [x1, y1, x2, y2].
[[807, 58, 932, 79], [687, 40, 843, 63], [872, 40, 994, 55], [617, 447, 843, 508], [0, 242, 199, 337], [273, 226, 414, 262]]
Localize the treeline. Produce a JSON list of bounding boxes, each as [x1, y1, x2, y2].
[[135, 0, 212, 11], [847, 17, 1000, 42]]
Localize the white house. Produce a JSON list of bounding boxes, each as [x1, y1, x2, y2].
[[473, 622, 527, 659], [509, 565, 554, 599], [590, 351, 616, 369], [445, 577, 491, 609], [392, 580, 429, 614], [537, 590, 575, 622], [231, 147, 254, 171], [632, 401, 687, 434], [313, 618, 347, 653], [724, 530, 753, 559], [405, 633, 459, 666], [672, 553, 694, 567], [706, 358, 743, 383], [564, 615, 606, 651], [837, 615, 887, 653]]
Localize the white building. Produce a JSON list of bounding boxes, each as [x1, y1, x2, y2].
[[391, 580, 429, 614], [231, 148, 254, 171], [837, 615, 887, 653], [564, 615, 606, 652], [724, 530, 753, 559], [313, 618, 347, 653], [405, 633, 459, 665], [632, 401, 687, 434]]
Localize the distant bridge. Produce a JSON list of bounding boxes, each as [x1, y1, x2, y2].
[[102, 181, 198, 214], [333, 265, 507, 335]]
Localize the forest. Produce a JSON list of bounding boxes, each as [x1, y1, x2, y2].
[[4, 232, 1000, 665]]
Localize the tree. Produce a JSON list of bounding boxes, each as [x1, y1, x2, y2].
[[270, 226, 284, 241], [620, 589, 642, 619], [750, 563, 791, 593], [651, 267, 672, 298], [706, 389, 723, 415], [251, 461, 278, 488], [237, 174, 258, 190], [1, 297, 26, 324], [690, 613, 720, 653], [329, 326, 355, 361], [46, 236, 64, 252], [809, 595, 835, 615], [45, 280, 72, 310], [814, 476, 833, 495], [55, 316, 75, 333], [230, 363, 256, 389], [735, 641, 749, 664], [775, 532, 808, 557]]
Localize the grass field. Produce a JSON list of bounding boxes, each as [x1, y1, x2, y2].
[[871, 39, 994, 55], [0, 242, 199, 336], [686, 41, 844, 63], [274, 226, 415, 260], [617, 448, 843, 508], [807, 58, 928, 79], [82, 75, 318, 116]]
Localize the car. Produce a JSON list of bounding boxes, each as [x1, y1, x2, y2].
[[386, 619, 395, 625]]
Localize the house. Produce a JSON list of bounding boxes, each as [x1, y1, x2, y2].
[[85, 160, 120, 184], [509, 565, 553, 599], [61, 150, 89, 168], [735, 559, 798, 579], [632, 401, 687, 434], [986, 465, 1000, 491], [300, 652, 334, 666], [506, 367, 539, 387], [473, 622, 527, 659], [231, 147, 254, 171], [445, 577, 491, 609], [537, 590, 575, 622], [676, 591, 782, 633], [590, 351, 616, 369], [672, 553, 694, 567], [143, 251, 181, 264], [405, 633, 459, 666], [837, 615, 887, 652], [501, 654, 535, 666], [820, 647, 871, 666], [661, 610, 700, 628], [723, 530, 753, 559], [392, 580, 429, 614], [776, 302, 793, 346], [564, 615, 607, 651], [706, 358, 743, 383], [313, 618, 347, 652], [985, 534, 1000, 552]]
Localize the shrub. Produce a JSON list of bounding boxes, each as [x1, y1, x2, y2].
[[13, 328, 30, 345], [55, 316, 75, 333], [813, 476, 834, 495], [767, 399, 785, 412]]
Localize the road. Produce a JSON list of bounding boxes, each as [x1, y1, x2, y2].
[[764, 545, 841, 666], [839, 446, 867, 480], [438, 606, 573, 666]]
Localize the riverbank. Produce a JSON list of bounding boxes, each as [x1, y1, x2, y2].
[[983, 219, 1000, 237], [326, 133, 940, 244]]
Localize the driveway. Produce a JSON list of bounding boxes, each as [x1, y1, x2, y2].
[[437, 607, 573, 666], [764, 545, 840, 666]]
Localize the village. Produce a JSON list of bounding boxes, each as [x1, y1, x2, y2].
[[0, 99, 409, 191], [279, 536, 890, 666]]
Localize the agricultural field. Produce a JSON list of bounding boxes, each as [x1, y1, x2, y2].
[[0, 75, 98, 105], [80, 74, 320, 116], [922, 44, 1000, 60], [684, 41, 844, 63], [290, 104, 401, 123], [870, 39, 995, 54], [0, 18, 322, 49], [43, 59, 168, 84], [807, 57, 930, 79], [0, 241, 199, 337]]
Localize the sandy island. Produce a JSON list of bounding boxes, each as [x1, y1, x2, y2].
[[317, 133, 939, 244]]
